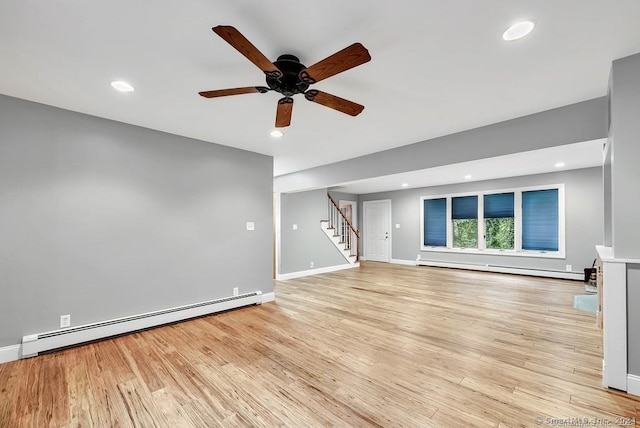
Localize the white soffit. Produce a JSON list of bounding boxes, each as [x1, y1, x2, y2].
[[329, 139, 605, 195]]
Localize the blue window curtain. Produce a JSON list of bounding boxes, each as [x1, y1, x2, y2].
[[522, 189, 559, 251], [424, 198, 446, 246], [452, 196, 478, 219], [484, 193, 514, 218]]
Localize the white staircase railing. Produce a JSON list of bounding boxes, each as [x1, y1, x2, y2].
[[324, 193, 360, 262]]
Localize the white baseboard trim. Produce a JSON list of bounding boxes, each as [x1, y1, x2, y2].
[[416, 259, 583, 280], [391, 259, 417, 266], [261, 292, 275, 303], [276, 263, 359, 280], [627, 374, 640, 397], [0, 344, 21, 364]]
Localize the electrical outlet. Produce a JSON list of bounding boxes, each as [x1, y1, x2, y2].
[[566, 264, 572, 272], [60, 314, 71, 328], [233, 287, 239, 296], [310, 261, 314, 268]]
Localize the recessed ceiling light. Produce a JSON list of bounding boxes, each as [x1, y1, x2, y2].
[[502, 20, 535, 41], [270, 130, 283, 138], [555, 162, 566, 168], [464, 174, 472, 180], [401, 183, 409, 188], [110, 81, 135, 92]]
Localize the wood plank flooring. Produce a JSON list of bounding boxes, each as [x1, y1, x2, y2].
[[1, 262, 639, 427]]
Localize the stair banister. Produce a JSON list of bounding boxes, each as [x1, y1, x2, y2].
[[327, 193, 360, 261]]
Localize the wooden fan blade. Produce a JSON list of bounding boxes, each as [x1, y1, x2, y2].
[[198, 86, 269, 98], [275, 97, 293, 128], [304, 90, 364, 116], [213, 26, 282, 78], [299, 43, 371, 84]]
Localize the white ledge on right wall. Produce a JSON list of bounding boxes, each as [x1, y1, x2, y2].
[[596, 245, 640, 264]]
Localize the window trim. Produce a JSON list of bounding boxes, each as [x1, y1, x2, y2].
[[420, 184, 565, 259]]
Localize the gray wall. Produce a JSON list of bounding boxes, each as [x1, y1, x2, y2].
[[603, 142, 612, 247], [610, 54, 640, 259], [359, 167, 603, 273], [275, 97, 607, 193], [609, 53, 640, 376], [0, 94, 273, 347], [328, 190, 359, 208], [280, 189, 348, 274]]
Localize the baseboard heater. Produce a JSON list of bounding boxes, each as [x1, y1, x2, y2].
[[21, 291, 263, 358], [416, 259, 583, 280]]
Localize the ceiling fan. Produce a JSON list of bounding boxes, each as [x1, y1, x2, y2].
[[199, 26, 371, 128]]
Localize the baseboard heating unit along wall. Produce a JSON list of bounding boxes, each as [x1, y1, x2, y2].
[[21, 291, 264, 358], [415, 259, 583, 280]]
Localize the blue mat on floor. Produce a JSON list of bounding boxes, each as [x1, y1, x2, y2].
[[574, 295, 597, 314]]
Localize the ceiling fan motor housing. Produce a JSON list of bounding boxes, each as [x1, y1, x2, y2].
[[266, 54, 309, 97]]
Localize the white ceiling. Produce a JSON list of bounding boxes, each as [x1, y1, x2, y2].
[[1, 1, 639, 179]]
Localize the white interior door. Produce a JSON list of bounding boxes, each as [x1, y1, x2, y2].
[[364, 200, 391, 262]]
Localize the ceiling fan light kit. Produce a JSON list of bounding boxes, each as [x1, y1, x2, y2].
[[199, 25, 371, 128]]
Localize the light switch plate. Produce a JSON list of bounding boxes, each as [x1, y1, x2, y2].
[[246, 222, 255, 231]]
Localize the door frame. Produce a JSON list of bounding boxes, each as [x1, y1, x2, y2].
[[339, 199, 358, 231], [362, 199, 392, 262]]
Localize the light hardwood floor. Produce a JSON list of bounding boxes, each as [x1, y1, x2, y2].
[[1, 262, 638, 427]]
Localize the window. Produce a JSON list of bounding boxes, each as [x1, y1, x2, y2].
[[452, 196, 478, 248], [522, 189, 558, 251], [484, 193, 514, 250], [423, 198, 446, 247], [421, 185, 564, 258]]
